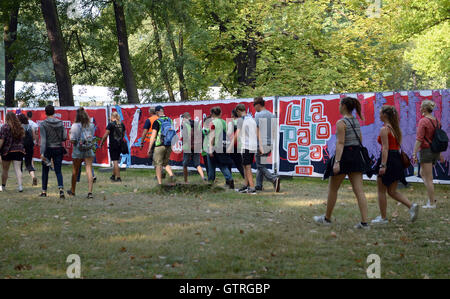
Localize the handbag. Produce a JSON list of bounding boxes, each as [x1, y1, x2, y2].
[[344, 118, 375, 178], [120, 139, 129, 154], [400, 148, 411, 169]]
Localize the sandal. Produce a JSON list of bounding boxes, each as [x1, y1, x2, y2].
[[87, 193, 93, 199]]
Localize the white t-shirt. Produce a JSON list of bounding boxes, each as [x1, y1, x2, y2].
[[28, 119, 38, 132], [238, 115, 258, 152]]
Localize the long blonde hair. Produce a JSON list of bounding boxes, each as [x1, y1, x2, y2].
[[111, 112, 121, 124]]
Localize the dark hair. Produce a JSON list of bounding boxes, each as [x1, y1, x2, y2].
[[231, 109, 238, 118], [381, 105, 402, 144], [75, 107, 90, 128], [235, 104, 246, 112], [18, 113, 29, 125], [253, 96, 265, 107], [340, 97, 363, 120], [6, 112, 25, 141], [45, 105, 55, 116], [210, 106, 222, 116], [27, 111, 33, 118]]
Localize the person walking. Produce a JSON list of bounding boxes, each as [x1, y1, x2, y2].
[[253, 96, 280, 192], [140, 107, 159, 164], [371, 106, 419, 224], [26, 111, 39, 172], [0, 112, 25, 192], [147, 106, 176, 185], [226, 109, 245, 179], [207, 107, 234, 189], [67, 108, 95, 198], [17, 113, 38, 186], [181, 112, 205, 183], [234, 104, 259, 194], [39, 105, 67, 198], [100, 112, 126, 182], [412, 100, 445, 209], [314, 97, 370, 229]]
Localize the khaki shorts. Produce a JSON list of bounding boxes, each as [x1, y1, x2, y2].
[[153, 146, 172, 167], [419, 147, 440, 165]]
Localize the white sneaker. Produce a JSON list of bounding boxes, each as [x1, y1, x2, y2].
[[18, 185, 23, 193], [422, 201, 436, 209], [354, 222, 370, 230], [409, 204, 419, 222], [0, 185, 3, 192], [371, 216, 389, 225], [313, 215, 332, 226]]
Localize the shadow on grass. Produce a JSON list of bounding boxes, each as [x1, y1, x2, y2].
[[150, 183, 226, 195]]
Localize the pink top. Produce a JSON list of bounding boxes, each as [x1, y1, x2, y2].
[[416, 117, 439, 150]]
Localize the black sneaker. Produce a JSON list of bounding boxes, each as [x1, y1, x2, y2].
[[39, 192, 47, 197], [255, 186, 263, 191], [110, 175, 116, 182], [67, 190, 75, 197], [226, 180, 235, 189], [247, 187, 257, 194], [32, 178, 38, 186], [238, 186, 248, 193], [59, 189, 65, 199], [93, 176, 97, 183], [115, 177, 122, 182], [273, 177, 281, 193], [87, 193, 93, 199]]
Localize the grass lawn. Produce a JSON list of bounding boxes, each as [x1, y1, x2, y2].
[[0, 164, 449, 279]]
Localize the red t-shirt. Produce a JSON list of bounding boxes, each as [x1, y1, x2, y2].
[[416, 117, 439, 150], [377, 126, 400, 150]]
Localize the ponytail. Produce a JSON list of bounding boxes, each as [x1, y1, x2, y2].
[[341, 97, 364, 121], [381, 105, 402, 144]]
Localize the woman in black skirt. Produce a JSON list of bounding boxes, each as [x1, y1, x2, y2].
[[314, 97, 369, 229], [371, 106, 419, 224]]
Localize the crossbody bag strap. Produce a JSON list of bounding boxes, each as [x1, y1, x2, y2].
[[343, 118, 363, 147]]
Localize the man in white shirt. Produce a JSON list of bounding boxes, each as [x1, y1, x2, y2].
[[234, 104, 262, 194]]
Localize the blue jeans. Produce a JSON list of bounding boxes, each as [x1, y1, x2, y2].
[[42, 147, 64, 191], [206, 154, 232, 182]]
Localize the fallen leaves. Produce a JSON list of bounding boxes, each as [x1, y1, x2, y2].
[[120, 247, 127, 253], [14, 264, 32, 271]]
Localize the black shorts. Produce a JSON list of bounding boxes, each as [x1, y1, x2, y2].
[[109, 146, 121, 161], [242, 150, 255, 166], [2, 151, 25, 161]]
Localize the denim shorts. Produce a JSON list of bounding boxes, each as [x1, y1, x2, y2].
[[72, 146, 95, 160]]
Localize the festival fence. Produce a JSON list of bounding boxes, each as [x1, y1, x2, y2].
[[1, 89, 448, 183]]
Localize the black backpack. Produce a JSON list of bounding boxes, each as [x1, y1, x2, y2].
[[426, 118, 449, 153], [23, 125, 34, 149]]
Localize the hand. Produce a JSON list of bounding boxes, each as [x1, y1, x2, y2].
[[259, 147, 265, 155], [412, 152, 418, 164], [379, 167, 386, 176], [40, 154, 45, 160], [332, 162, 340, 175], [209, 153, 214, 158], [147, 149, 153, 157]]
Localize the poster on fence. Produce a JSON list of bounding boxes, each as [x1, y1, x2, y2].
[[6, 106, 110, 167], [277, 90, 450, 183], [111, 98, 275, 169]]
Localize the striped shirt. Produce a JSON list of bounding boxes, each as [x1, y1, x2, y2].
[[342, 117, 361, 146]]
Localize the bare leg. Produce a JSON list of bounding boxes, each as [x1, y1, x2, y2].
[[325, 174, 346, 220], [196, 166, 205, 180], [85, 157, 94, 193], [183, 166, 188, 183], [13, 160, 23, 188], [377, 177, 388, 219], [420, 163, 435, 204], [2, 160, 11, 186], [112, 161, 120, 179], [244, 165, 255, 188], [165, 165, 174, 177], [348, 172, 368, 223], [387, 181, 412, 209], [71, 159, 82, 194], [156, 165, 163, 185]]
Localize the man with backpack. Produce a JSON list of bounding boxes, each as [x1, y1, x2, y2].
[[147, 106, 176, 185], [140, 107, 159, 165], [181, 112, 206, 183]]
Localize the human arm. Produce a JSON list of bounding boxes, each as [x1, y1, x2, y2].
[[100, 130, 110, 147], [147, 129, 157, 156], [378, 127, 389, 175], [333, 120, 346, 175]]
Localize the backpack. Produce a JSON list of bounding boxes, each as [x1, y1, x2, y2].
[[23, 125, 34, 149], [426, 118, 449, 153], [157, 116, 176, 146], [112, 121, 124, 143], [78, 124, 94, 152]]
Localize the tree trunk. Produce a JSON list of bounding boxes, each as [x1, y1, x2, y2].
[[40, 0, 74, 106], [113, 0, 139, 104], [3, 4, 19, 107], [150, 14, 175, 102], [163, 18, 188, 101]]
